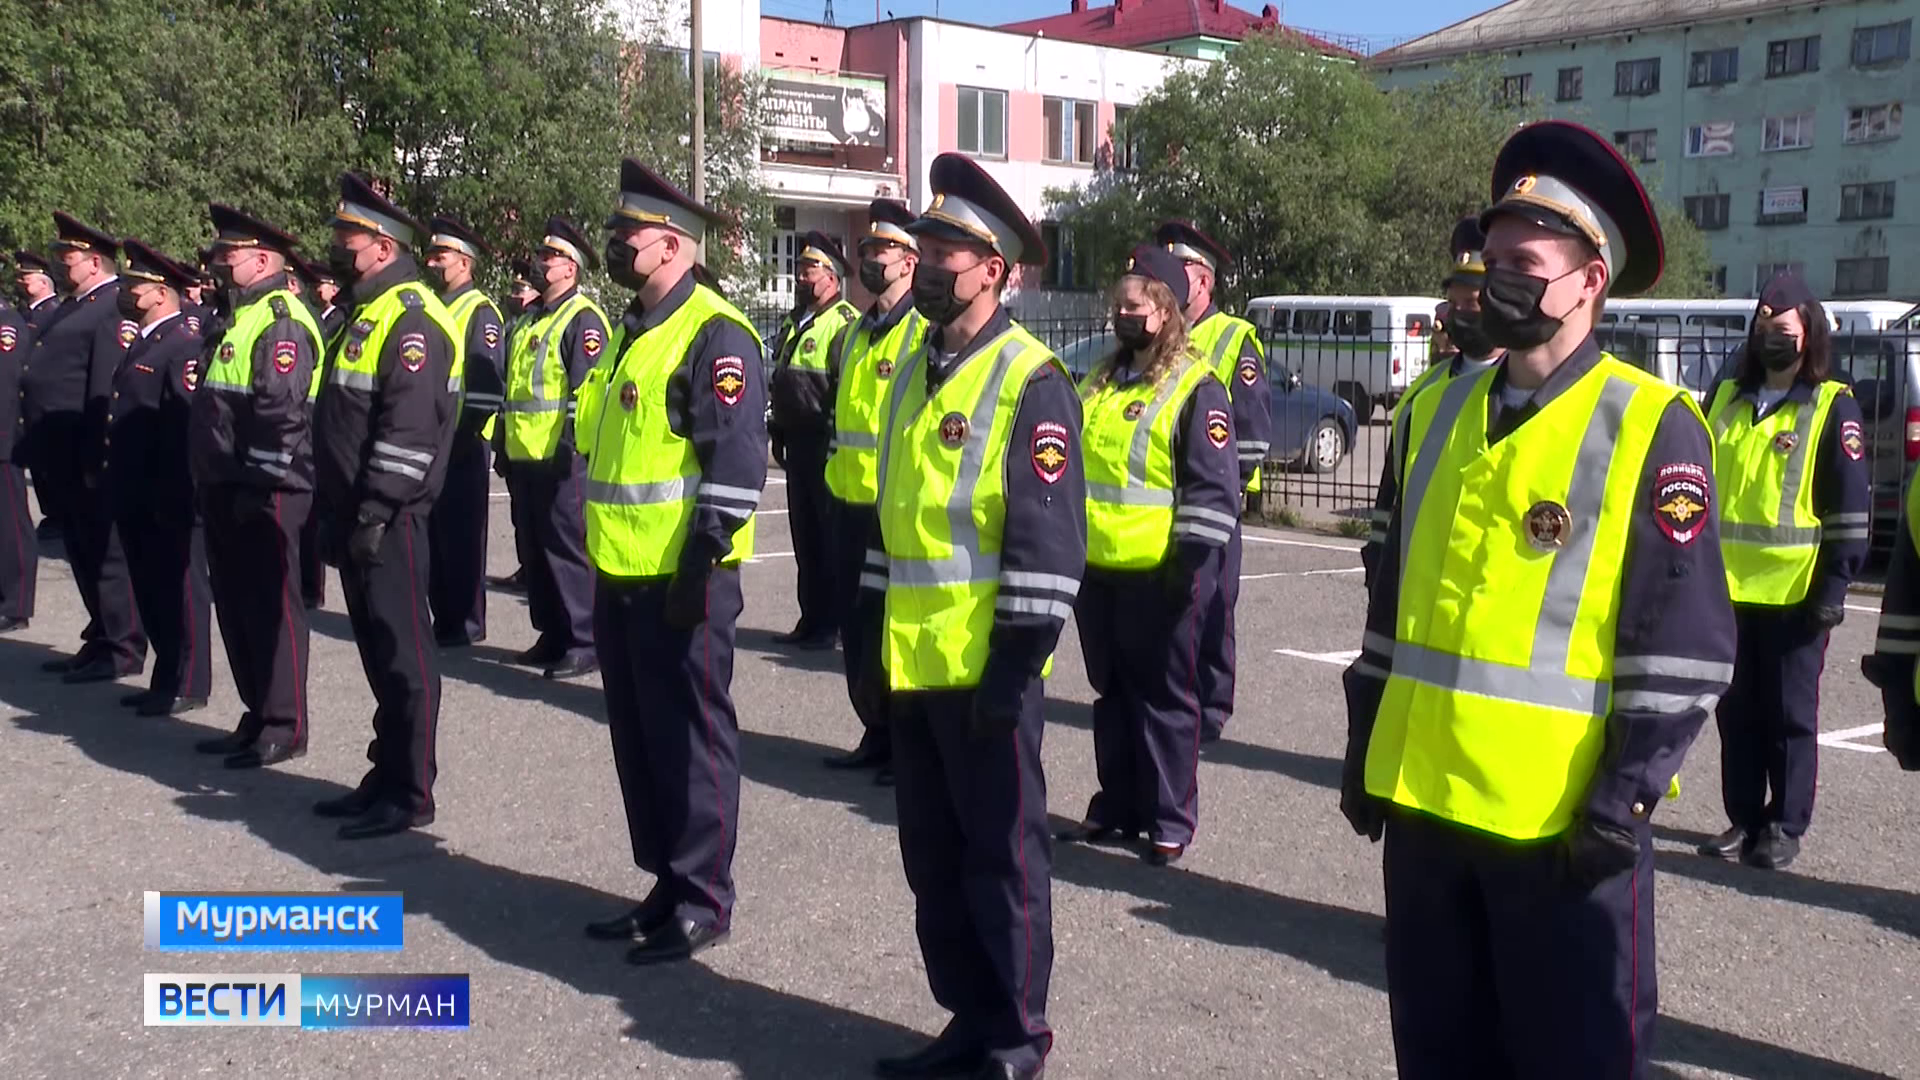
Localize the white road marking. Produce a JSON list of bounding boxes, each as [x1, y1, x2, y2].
[[744, 550, 795, 563], [1242, 532, 1364, 554], [1274, 648, 1361, 666], [1845, 601, 1882, 614], [1819, 723, 1887, 754], [1243, 567, 1365, 582], [757, 509, 789, 516]]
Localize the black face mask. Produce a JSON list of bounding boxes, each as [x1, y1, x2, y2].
[[794, 279, 818, 309], [912, 264, 970, 325], [1112, 313, 1154, 351], [1480, 265, 1583, 351], [115, 287, 144, 320], [49, 262, 75, 294], [326, 243, 360, 285], [602, 240, 642, 292], [1754, 330, 1801, 372], [1443, 310, 1495, 359], [858, 258, 893, 295], [424, 263, 452, 293]]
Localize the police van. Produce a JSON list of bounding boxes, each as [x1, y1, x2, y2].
[[1243, 296, 1440, 422], [1602, 298, 1914, 334]]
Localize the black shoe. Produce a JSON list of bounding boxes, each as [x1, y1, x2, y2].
[[969, 1061, 1042, 1080], [796, 631, 839, 651], [585, 898, 674, 941], [1697, 825, 1750, 859], [436, 630, 485, 648], [0, 615, 27, 633], [138, 695, 207, 718], [624, 918, 730, 966], [121, 690, 154, 708], [1054, 821, 1129, 845], [195, 722, 260, 756], [35, 519, 61, 542], [313, 789, 380, 819], [62, 656, 130, 684], [338, 803, 434, 840], [41, 652, 87, 674], [824, 742, 889, 770], [875, 1024, 988, 1079], [1144, 842, 1185, 867], [303, 593, 324, 610], [771, 622, 815, 645], [487, 569, 526, 592], [513, 643, 564, 666], [224, 733, 306, 769], [1199, 727, 1224, 745], [543, 653, 598, 680], [873, 765, 895, 787], [1742, 824, 1800, 870]]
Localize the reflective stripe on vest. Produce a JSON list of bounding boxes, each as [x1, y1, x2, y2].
[[1190, 312, 1264, 494], [1369, 357, 1696, 840], [826, 307, 928, 506], [1081, 356, 1214, 570], [204, 290, 323, 402], [504, 291, 603, 460], [328, 282, 463, 404], [582, 285, 762, 577], [443, 289, 498, 406], [1708, 379, 1845, 605], [878, 325, 1064, 690]]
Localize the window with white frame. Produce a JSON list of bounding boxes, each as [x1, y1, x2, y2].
[[1845, 102, 1903, 144], [1111, 105, 1140, 171], [957, 86, 1007, 158], [1686, 121, 1735, 157], [1044, 97, 1097, 165], [1762, 110, 1815, 151]]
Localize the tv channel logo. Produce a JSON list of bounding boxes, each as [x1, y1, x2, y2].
[[144, 891, 404, 952], [145, 974, 470, 1029]]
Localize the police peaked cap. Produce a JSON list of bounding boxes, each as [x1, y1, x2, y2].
[[427, 215, 491, 261], [118, 239, 198, 290], [1123, 242, 1190, 311], [11, 250, 51, 275], [798, 231, 849, 276], [538, 216, 597, 272], [509, 258, 537, 290], [1443, 216, 1488, 287], [1756, 270, 1818, 319], [288, 251, 333, 290], [208, 203, 303, 259], [51, 212, 120, 259], [1155, 220, 1231, 272], [1482, 120, 1664, 297], [607, 157, 728, 243], [331, 171, 424, 248], [910, 153, 1046, 267], [862, 199, 918, 251]]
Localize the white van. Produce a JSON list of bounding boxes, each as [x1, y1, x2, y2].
[[1243, 295, 1440, 421], [1602, 297, 1916, 334], [1826, 300, 1917, 332]]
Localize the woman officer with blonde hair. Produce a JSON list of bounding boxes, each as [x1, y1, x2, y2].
[[1056, 243, 1241, 865]]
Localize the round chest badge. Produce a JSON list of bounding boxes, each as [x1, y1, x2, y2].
[[1773, 431, 1799, 454], [219, 342, 236, 362], [939, 412, 969, 447], [620, 380, 638, 410], [1524, 500, 1571, 551], [876, 359, 894, 379], [1123, 400, 1145, 421]]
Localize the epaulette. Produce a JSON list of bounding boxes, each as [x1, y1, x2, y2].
[[269, 296, 290, 320], [399, 289, 425, 309]]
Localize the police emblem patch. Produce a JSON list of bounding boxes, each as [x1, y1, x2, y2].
[[398, 332, 428, 373], [272, 340, 298, 375], [1032, 421, 1069, 484], [1206, 408, 1231, 450], [1524, 500, 1572, 551], [182, 358, 200, 392], [1841, 419, 1865, 462], [583, 327, 604, 358], [876, 358, 894, 379], [1123, 400, 1146, 421], [484, 324, 500, 349], [713, 356, 746, 407], [1653, 462, 1710, 546], [1773, 431, 1799, 455], [0, 326, 15, 352], [1238, 357, 1260, 387], [346, 340, 363, 360], [939, 412, 969, 447], [620, 380, 638, 410], [219, 342, 236, 362], [802, 338, 816, 354], [118, 320, 138, 348]]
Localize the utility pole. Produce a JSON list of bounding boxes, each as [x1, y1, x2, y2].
[[690, 0, 706, 259]]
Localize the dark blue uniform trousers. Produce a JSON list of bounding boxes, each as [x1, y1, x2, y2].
[[785, 430, 838, 635], [1076, 554, 1218, 847], [51, 458, 146, 670], [892, 682, 1054, 1072], [339, 511, 441, 815], [204, 489, 310, 738], [299, 504, 328, 606], [0, 463, 36, 620], [594, 568, 743, 930], [428, 434, 491, 642], [115, 505, 211, 701], [508, 453, 594, 656], [1197, 521, 1240, 740], [1717, 606, 1827, 838], [1384, 807, 1657, 1080], [834, 498, 887, 753]]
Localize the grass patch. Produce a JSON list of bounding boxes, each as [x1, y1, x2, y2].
[[1335, 517, 1373, 540]]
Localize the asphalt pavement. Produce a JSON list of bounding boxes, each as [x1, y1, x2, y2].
[[0, 477, 1915, 1079]]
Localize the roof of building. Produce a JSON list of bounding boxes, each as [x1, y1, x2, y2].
[[999, 0, 1358, 58], [1372, 0, 1813, 65]]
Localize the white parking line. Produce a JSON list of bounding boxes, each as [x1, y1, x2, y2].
[[1243, 567, 1365, 582], [1274, 648, 1361, 666], [1845, 601, 1882, 614], [744, 550, 795, 563], [1819, 723, 1887, 754], [1242, 532, 1364, 554]]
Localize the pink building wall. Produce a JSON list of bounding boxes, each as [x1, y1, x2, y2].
[[760, 19, 847, 71]]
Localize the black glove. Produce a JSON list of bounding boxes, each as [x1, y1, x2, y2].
[[347, 514, 387, 568], [968, 660, 1027, 741], [1807, 603, 1845, 632], [770, 433, 788, 470], [1338, 666, 1386, 842], [1559, 814, 1640, 892]]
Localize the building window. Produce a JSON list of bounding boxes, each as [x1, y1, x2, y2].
[[1834, 257, 1891, 297], [1039, 222, 1089, 289], [1043, 97, 1096, 165], [1556, 66, 1583, 101], [1707, 266, 1729, 294], [1762, 110, 1815, 151], [1615, 57, 1660, 96], [1757, 186, 1809, 225], [1755, 261, 1805, 292], [1845, 102, 1904, 144], [1500, 73, 1532, 104], [957, 86, 1007, 158], [1684, 193, 1731, 230], [1686, 121, 1736, 157], [1613, 128, 1658, 163], [1766, 35, 1820, 77], [1852, 20, 1912, 67], [1840, 182, 1896, 221], [1689, 47, 1739, 87], [1111, 105, 1139, 171]]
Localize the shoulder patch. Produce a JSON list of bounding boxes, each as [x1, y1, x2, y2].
[[182, 357, 200, 392], [713, 356, 746, 406], [1237, 356, 1261, 386], [398, 332, 428, 372], [1206, 407, 1231, 449], [272, 339, 299, 374], [1032, 421, 1070, 484], [184, 315, 202, 336], [1653, 462, 1710, 545], [0, 325, 15, 352], [118, 320, 138, 348], [269, 296, 290, 320], [483, 323, 500, 348], [583, 326, 603, 358], [1841, 418, 1865, 462]]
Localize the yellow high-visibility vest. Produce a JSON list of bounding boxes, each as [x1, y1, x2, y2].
[[503, 291, 604, 461], [826, 305, 927, 506], [1708, 379, 1855, 606], [1080, 355, 1217, 570], [205, 289, 323, 401], [1189, 311, 1264, 494]]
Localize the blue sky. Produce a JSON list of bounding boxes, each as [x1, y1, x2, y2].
[[760, 0, 1499, 52]]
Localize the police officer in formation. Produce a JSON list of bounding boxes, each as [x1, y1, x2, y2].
[[108, 241, 212, 716], [1155, 221, 1267, 743], [29, 214, 148, 683], [500, 217, 607, 679], [864, 153, 1081, 1080], [1699, 272, 1869, 870], [1362, 216, 1505, 587], [1867, 473, 1920, 772], [423, 216, 506, 647], [1056, 243, 1238, 867], [488, 257, 542, 595], [1344, 120, 1736, 1078], [188, 204, 322, 767], [308, 173, 460, 840], [286, 251, 338, 610], [577, 158, 768, 964], [769, 230, 859, 648], [821, 199, 925, 782], [0, 278, 31, 633], [10, 252, 62, 547]]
